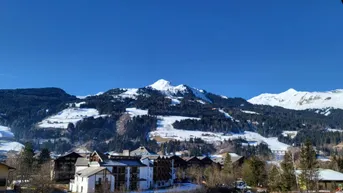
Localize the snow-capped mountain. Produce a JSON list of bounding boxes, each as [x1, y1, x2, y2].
[[249, 88, 343, 110], [147, 79, 188, 95]]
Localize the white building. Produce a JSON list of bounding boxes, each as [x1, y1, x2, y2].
[[140, 157, 154, 190], [70, 158, 115, 193]]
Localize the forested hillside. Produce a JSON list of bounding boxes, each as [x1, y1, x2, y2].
[[1, 80, 343, 156]]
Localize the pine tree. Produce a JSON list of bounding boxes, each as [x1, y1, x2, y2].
[[299, 140, 318, 192], [268, 166, 281, 192], [242, 156, 267, 187], [222, 153, 233, 175], [280, 151, 297, 191], [38, 148, 51, 164], [22, 142, 34, 167]]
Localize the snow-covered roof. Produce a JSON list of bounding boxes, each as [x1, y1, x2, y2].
[[296, 169, 343, 181], [76, 167, 109, 177]]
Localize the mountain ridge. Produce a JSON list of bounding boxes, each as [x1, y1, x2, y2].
[[249, 88, 343, 110]]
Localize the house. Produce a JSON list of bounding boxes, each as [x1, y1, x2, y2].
[[0, 163, 15, 193], [69, 166, 114, 193], [211, 153, 245, 168], [89, 151, 149, 191], [183, 156, 215, 168], [296, 169, 343, 191], [52, 152, 82, 182], [130, 146, 157, 157]]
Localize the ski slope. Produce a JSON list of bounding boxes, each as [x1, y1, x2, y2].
[[37, 108, 100, 129], [149, 115, 289, 152]]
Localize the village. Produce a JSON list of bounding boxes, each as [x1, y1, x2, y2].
[[2, 141, 343, 193]]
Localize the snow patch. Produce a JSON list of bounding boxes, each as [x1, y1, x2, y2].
[[148, 79, 188, 95], [119, 89, 139, 99], [189, 87, 212, 103], [126, 108, 149, 117], [37, 108, 100, 129], [0, 126, 14, 138], [249, 89, 343, 110], [282, 131, 298, 139], [241, 110, 260, 115], [0, 141, 24, 152], [218, 109, 233, 120]]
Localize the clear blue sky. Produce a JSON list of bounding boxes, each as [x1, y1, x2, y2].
[[0, 0, 342, 99]]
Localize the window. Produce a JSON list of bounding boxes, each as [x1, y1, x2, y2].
[[0, 178, 6, 186]]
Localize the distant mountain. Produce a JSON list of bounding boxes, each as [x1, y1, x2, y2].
[[1, 80, 343, 156], [249, 88, 343, 110]]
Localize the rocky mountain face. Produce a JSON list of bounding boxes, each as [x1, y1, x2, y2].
[[1, 80, 343, 155]]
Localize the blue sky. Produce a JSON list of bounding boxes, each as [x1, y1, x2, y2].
[[0, 0, 342, 99]]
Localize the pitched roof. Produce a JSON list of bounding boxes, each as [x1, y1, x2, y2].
[[296, 169, 343, 182], [92, 151, 109, 162], [0, 163, 15, 170], [130, 146, 157, 156], [56, 152, 82, 161], [76, 167, 110, 177], [75, 158, 89, 166], [101, 159, 147, 167]]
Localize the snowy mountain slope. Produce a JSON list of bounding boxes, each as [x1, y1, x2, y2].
[[149, 115, 289, 152], [0, 126, 14, 138], [148, 79, 188, 95], [37, 108, 102, 129], [0, 142, 24, 152], [147, 79, 212, 103], [249, 88, 343, 110]]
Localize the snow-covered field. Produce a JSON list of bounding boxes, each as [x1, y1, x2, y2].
[[126, 108, 149, 117], [0, 126, 14, 138], [118, 88, 140, 99], [149, 115, 289, 152], [37, 108, 100, 129]]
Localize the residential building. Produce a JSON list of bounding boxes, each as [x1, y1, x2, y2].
[[69, 166, 114, 193], [89, 151, 148, 191], [211, 153, 245, 168], [0, 163, 15, 193], [145, 155, 174, 189], [296, 169, 343, 191], [52, 152, 82, 182]]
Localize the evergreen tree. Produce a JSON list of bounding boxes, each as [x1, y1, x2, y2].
[[242, 156, 267, 187], [22, 142, 35, 167], [222, 153, 233, 175], [268, 166, 281, 192], [38, 148, 51, 164], [299, 140, 318, 192], [280, 151, 297, 191]]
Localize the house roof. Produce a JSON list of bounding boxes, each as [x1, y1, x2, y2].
[[55, 152, 82, 161], [75, 158, 89, 166], [101, 159, 147, 167], [76, 167, 110, 177], [130, 146, 157, 156], [0, 163, 15, 170], [91, 151, 109, 162], [296, 169, 343, 182]]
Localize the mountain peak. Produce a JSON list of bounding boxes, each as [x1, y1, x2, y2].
[[149, 79, 172, 90]]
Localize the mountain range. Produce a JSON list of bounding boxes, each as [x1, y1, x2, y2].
[[0, 79, 343, 156]]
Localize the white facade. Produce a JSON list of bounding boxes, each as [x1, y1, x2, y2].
[[70, 168, 115, 193], [139, 158, 154, 190]]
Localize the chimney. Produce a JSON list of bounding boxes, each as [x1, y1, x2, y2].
[[123, 150, 130, 156]]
